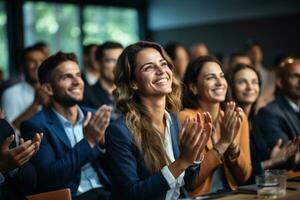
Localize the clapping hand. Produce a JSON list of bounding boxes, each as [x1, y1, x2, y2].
[[83, 105, 112, 147], [263, 137, 299, 169], [0, 133, 43, 172], [219, 102, 243, 146], [179, 112, 212, 167]]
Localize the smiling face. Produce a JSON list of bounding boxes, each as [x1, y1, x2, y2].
[[233, 68, 260, 105], [134, 48, 173, 98], [50, 61, 84, 106], [193, 61, 227, 104]]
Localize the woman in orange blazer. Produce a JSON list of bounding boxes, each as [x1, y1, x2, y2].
[[180, 56, 252, 196]]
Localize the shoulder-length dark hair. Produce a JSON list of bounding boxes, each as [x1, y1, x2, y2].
[[114, 41, 182, 174], [182, 56, 222, 109]]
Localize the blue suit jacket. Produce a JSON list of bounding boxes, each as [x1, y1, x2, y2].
[[20, 106, 111, 196], [256, 92, 300, 149], [105, 113, 199, 200]]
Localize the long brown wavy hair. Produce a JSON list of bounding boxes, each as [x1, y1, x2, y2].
[[114, 41, 182, 174]]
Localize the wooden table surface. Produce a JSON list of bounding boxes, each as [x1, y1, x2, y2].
[[210, 181, 300, 200], [180, 181, 300, 200]]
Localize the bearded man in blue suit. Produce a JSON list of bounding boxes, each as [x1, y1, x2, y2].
[[21, 51, 112, 200]]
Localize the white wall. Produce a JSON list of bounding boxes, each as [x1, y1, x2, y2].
[[148, 0, 300, 31]]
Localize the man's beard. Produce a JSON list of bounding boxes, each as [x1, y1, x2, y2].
[[52, 93, 83, 107]]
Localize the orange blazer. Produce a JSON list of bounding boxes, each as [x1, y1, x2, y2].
[[179, 108, 252, 196]]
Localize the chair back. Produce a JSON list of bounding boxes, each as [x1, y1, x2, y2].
[[26, 188, 72, 200]]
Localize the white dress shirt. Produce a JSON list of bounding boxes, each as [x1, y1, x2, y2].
[[1, 81, 35, 123], [83, 70, 98, 85], [287, 98, 300, 113], [161, 111, 185, 200]]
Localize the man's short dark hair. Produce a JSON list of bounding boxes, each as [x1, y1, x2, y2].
[[95, 41, 123, 61], [21, 45, 43, 64], [38, 51, 78, 84], [33, 41, 48, 49]]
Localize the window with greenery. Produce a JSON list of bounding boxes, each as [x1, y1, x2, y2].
[[0, 1, 8, 79], [83, 5, 139, 47], [23, 1, 81, 60]]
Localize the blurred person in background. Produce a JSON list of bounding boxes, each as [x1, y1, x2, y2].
[[256, 57, 300, 178], [190, 43, 209, 59], [246, 41, 267, 84], [255, 57, 300, 169], [164, 42, 190, 80], [34, 41, 50, 58], [82, 44, 100, 86], [1, 46, 49, 129], [225, 52, 252, 74], [82, 41, 123, 120], [257, 54, 292, 110], [245, 40, 270, 110]]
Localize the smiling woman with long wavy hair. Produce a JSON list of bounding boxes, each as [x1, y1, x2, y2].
[[105, 41, 212, 200]]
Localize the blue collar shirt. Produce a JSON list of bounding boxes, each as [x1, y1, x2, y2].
[[53, 106, 102, 195]]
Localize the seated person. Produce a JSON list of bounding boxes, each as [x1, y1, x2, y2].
[[105, 41, 211, 200], [225, 51, 252, 74], [82, 44, 100, 86], [0, 115, 42, 199], [164, 42, 190, 80], [228, 64, 298, 183], [20, 52, 112, 200], [190, 43, 209, 59], [256, 57, 300, 149], [82, 42, 123, 120], [256, 57, 300, 172], [2, 46, 48, 129], [180, 56, 252, 196]]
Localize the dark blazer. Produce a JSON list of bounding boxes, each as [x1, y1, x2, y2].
[[20, 107, 111, 196], [81, 83, 120, 120], [81, 72, 90, 86], [105, 113, 200, 200], [0, 163, 37, 200], [246, 129, 268, 184], [82, 82, 113, 109], [256, 92, 300, 149]]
